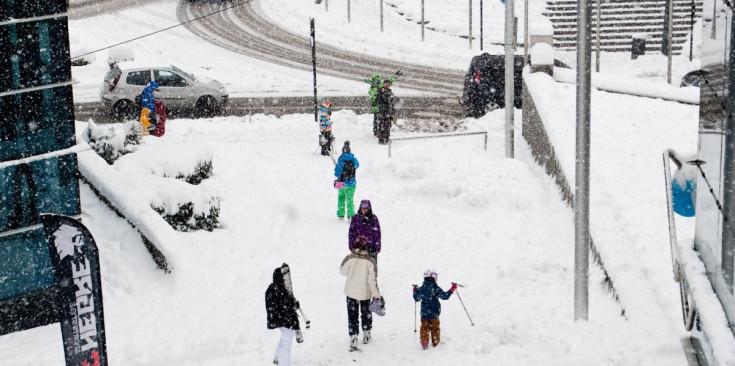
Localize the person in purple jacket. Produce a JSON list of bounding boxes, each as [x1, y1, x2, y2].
[[348, 200, 381, 259]]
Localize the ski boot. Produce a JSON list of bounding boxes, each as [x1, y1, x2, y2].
[[363, 330, 371, 344], [350, 335, 359, 351], [273, 356, 279, 364], [420, 339, 429, 350]]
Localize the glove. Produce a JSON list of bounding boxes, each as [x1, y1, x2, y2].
[[395, 70, 403, 77], [450, 284, 458, 293], [413, 285, 418, 292], [294, 301, 300, 310]]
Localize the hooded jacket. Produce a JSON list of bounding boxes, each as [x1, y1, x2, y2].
[[413, 277, 453, 319], [141, 81, 159, 111], [340, 249, 380, 301], [265, 267, 300, 330], [335, 153, 359, 187], [348, 200, 381, 253]]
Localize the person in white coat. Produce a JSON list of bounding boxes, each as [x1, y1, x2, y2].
[[340, 236, 382, 350]]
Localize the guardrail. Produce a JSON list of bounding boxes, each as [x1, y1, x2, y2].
[[387, 131, 487, 157]]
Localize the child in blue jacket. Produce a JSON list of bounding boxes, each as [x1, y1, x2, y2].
[[413, 270, 457, 349]]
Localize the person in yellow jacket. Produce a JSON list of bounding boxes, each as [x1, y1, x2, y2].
[[139, 107, 153, 136]]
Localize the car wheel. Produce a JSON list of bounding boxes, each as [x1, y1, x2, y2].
[[196, 96, 218, 118], [112, 99, 137, 121]]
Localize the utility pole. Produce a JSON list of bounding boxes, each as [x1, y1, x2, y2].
[[311, 18, 318, 124], [575, 0, 591, 322], [421, 0, 425, 41], [504, 0, 515, 158], [380, 0, 384, 32], [595, 0, 601, 72], [469, 0, 473, 49], [523, 0, 528, 62], [480, 0, 484, 51]]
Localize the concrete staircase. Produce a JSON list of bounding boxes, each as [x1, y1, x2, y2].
[[543, 0, 703, 54]]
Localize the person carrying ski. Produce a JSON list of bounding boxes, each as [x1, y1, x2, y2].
[[348, 199, 381, 259], [266, 263, 302, 366], [376, 79, 395, 144], [413, 269, 457, 349], [140, 80, 159, 112], [318, 98, 334, 156], [340, 236, 382, 351], [364, 71, 400, 137], [335, 141, 359, 220], [139, 81, 159, 135]]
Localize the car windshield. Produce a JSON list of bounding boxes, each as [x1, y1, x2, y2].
[[104, 66, 121, 83], [171, 65, 196, 81]]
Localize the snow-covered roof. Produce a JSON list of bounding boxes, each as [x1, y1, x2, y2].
[[114, 60, 173, 71]]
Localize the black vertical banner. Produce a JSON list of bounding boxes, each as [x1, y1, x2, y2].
[[40, 214, 108, 366]]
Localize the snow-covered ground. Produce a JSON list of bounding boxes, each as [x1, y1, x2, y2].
[[68, 0, 702, 103], [0, 109, 693, 365], [0, 0, 706, 364]]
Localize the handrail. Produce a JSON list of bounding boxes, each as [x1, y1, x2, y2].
[[387, 131, 488, 157]]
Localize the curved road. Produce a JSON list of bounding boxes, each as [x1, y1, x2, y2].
[[70, 0, 469, 120], [176, 0, 466, 96]]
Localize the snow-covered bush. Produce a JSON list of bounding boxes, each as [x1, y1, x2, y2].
[[83, 120, 140, 164], [175, 160, 213, 185], [152, 197, 220, 232]]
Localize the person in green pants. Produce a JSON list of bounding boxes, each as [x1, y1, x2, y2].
[[334, 141, 360, 220]]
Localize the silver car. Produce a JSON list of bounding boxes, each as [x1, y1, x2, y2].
[[100, 61, 228, 120]]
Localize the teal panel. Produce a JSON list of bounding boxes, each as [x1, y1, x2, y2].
[[0, 156, 80, 233], [0, 229, 54, 299]]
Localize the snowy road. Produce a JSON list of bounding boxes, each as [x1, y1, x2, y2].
[[176, 0, 465, 95]]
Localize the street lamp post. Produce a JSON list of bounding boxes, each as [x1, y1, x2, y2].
[[504, 0, 514, 158]]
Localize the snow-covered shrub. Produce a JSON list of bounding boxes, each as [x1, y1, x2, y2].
[[70, 43, 96, 66], [84, 120, 140, 164], [152, 197, 220, 232], [175, 160, 213, 185]]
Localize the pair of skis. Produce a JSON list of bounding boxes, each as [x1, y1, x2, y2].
[[294, 304, 310, 343]]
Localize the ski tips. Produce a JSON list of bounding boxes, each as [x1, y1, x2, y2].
[[687, 159, 706, 166]]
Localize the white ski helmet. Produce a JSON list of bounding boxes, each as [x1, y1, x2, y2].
[[423, 269, 438, 281]]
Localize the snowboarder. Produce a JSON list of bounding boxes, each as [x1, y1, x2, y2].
[[266, 263, 302, 366], [376, 79, 395, 144], [340, 236, 382, 351], [335, 141, 359, 220], [318, 98, 334, 156], [348, 200, 381, 260], [413, 269, 457, 350]]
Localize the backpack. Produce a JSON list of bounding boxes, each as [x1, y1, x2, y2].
[[339, 160, 356, 182]]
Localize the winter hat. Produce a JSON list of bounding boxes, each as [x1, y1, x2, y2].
[[320, 98, 331, 108], [355, 236, 368, 251], [423, 269, 438, 281], [342, 140, 351, 154]]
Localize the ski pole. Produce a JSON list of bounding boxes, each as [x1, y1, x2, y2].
[[412, 284, 418, 333], [452, 283, 474, 326], [296, 307, 311, 329]]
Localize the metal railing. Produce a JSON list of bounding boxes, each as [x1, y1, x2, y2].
[[387, 131, 488, 157]]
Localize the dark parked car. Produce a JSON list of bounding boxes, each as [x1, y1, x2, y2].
[[680, 69, 708, 87], [460, 53, 569, 118]]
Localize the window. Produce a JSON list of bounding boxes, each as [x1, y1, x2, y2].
[[154, 70, 187, 87], [126, 70, 151, 86]]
